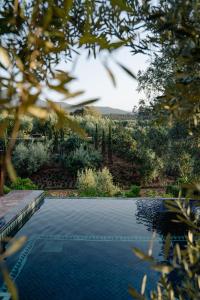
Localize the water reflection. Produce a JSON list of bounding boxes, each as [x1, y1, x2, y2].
[[135, 199, 188, 238]]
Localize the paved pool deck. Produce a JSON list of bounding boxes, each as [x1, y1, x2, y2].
[[0, 190, 45, 240]]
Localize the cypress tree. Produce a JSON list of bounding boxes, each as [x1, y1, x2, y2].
[[108, 124, 113, 163], [94, 123, 98, 150], [101, 129, 106, 156]]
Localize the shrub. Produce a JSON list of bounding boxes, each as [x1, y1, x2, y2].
[[112, 127, 137, 160], [77, 167, 120, 197], [166, 185, 180, 197], [77, 168, 97, 196], [3, 185, 11, 194], [13, 142, 50, 176], [66, 146, 102, 175], [96, 167, 120, 196], [10, 177, 38, 190], [62, 135, 83, 153], [125, 185, 140, 197], [178, 152, 193, 183], [143, 189, 158, 197]]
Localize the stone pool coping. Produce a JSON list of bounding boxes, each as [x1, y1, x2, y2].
[[0, 190, 45, 241], [46, 196, 182, 200]]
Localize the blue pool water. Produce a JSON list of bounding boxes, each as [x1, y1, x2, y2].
[[0, 198, 186, 300]]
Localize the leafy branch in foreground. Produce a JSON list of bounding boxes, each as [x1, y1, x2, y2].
[[0, 0, 139, 183], [0, 236, 27, 300], [130, 198, 200, 300]]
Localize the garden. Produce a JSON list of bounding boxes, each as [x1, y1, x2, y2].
[[1, 107, 199, 199]]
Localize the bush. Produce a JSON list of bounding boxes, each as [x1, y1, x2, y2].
[[77, 168, 97, 196], [10, 177, 38, 190], [62, 135, 83, 153], [166, 185, 180, 197], [125, 185, 140, 197], [77, 167, 120, 197], [96, 167, 120, 196], [13, 142, 50, 176], [3, 185, 11, 194], [66, 146, 102, 175]]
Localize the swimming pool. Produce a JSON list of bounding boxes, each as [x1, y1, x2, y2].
[[0, 198, 186, 300]]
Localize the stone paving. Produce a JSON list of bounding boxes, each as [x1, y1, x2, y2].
[[0, 191, 32, 218], [0, 190, 44, 232]]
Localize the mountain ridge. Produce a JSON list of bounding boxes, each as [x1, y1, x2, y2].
[[37, 100, 132, 115]]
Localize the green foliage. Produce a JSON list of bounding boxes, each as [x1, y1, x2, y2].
[[5, 108, 199, 187], [10, 178, 37, 190], [31, 117, 56, 138], [62, 134, 83, 153], [107, 124, 113, 163], [166, 185, 180, 198], [3, 185, 11, 194], [0, 4, 200, 300], [125, 185, 140, 197], [1, 0, 111, 180], [136, 1, 200, 125], [75, 113, 111, 136], [76, 168, 97, 196], [144, 189, 158, 197], [77, 167, 120, 197], [12, 142, 50, 176], [101, 130, 106, 156], [137, 149, 164, 184], [94, 124, 99, 150], [66, 146, 102, 175], [178, 152, 193, 183], [112, 125, 137, 160], [144, 189, 173, 198], [96, 167, 120, 196]]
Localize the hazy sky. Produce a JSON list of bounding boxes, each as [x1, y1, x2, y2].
[[62, 47, 148, 112]]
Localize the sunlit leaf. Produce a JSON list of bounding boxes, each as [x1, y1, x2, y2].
[[141, 274, 147, 295], [0, 47, 11, 69], [27, 106, 48, 119], [43, 6, 53, 29], [2, 236, 27, 259], [151, 264, 173, 274], [163, 233, 171, 260], [133, 247, 154, 262], [70, 98, 99, 109], [129, 286, 145, 300], [188, 231, 193, 243], [103, 63, 117, 87], [116, 61, 137, 80], [148, 231, 156, 256], [64, 0, 73, 14], [2, 267, 18, 300]]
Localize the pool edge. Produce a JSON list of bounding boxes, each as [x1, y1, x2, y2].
[[0, 191, 45, 241]]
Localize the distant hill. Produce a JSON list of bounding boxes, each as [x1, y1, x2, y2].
[[93, 106, 131, 115], [37, 100, 131, 115]]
